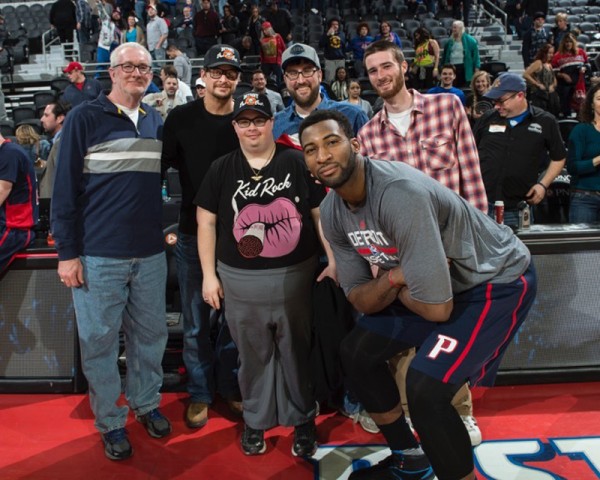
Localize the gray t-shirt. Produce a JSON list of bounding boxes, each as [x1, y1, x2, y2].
[[321, 158, 531, 303]]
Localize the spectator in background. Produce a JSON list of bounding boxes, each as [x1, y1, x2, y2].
[[474, 72, 566, 227], [76, 0, 94, 44], [342, 79, 374, 118], [15, 124, 51, 168], [552, 32, 589, 117], [466, 70, 493, 124], [452, 0, 472, 28], [143, 73, 185, 120], [259, 21, 286, 86], [441, 20, 480, 88], [348, 22, 373, 78], [38, 101, 71, 199], [319, 18, 346, 84], [194, 77, 206, 98], [566, 83, 600, 222], [96, 0, 117, 73], [167, 44, 192, 87], [330, 66, 350, 101], [427, 64, 467, 106], [251, 69, 285, 112], [243, 4, 265, 52], [220, 4, 239, 45], [62, 61, 104, 107], [159, 64, 194, 102], [411, 27, 440, 91], [174, 5, 195, 39], [524, 43, 560, 117], [550, 12, 570, 51], [146, 4, 168, 61], [0, 133, 38, 276], [263, 0, 292, 44], [521, 11, 548, 68], [374, 21, 402, 48], [122, 13, 146, 46], [194, 0, 221, 54], [50, 0, 77, 43], [232, 35, 260, 58]]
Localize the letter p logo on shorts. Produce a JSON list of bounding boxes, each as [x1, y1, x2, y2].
[[427, 334, 458, 359]]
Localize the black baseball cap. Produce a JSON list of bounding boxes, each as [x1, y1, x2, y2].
[[203, 44, 242, 71], [233, 93, 273, 119]]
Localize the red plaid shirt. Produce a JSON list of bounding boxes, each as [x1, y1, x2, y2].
[[358, 90, 488, 212]]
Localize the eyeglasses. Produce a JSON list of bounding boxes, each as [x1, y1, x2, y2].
[[284, 67, 318, 80], [234, 117, 269, 128], [206, 68, 239, 80], [114, 63, 152, 74], [493, 92, 518, 106]]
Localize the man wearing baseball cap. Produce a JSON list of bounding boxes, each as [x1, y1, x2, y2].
[[62, 61, 104, 107], [474, 72, 566, 226], [194, 77, 206, 98], [162, 44, 244, 430], [195, 91, 328, 457], [146, 3, 168, 61], [273, 43, 368, 147], [521, 11, 548, 67]]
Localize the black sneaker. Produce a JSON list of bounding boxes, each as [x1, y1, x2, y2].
[[349, 453, 436, 480], [241, 425, 266, 455], [292, 420, 318, 457], [102, 428, 133, 461], [136, 408, 172, 438]]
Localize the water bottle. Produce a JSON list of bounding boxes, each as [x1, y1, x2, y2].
[[161, 180, 170, 203]]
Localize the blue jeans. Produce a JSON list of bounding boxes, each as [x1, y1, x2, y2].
[[487, 205, 533, 228], [72, 253, 168, 433], [175, 232, 240, 403], [569, 190, 600, 223]]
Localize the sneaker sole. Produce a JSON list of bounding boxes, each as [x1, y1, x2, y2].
[[104, 446, 133, 461], [242, 443, 267, 455], [291, 442, 317, 457], [185, 417, 208, 429], [136, 417, 172, 438]]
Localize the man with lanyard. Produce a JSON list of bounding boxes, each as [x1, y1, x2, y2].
[[475, 72, 566, 227]]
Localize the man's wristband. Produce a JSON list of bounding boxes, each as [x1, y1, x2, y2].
[[536, 182, 547, 192]]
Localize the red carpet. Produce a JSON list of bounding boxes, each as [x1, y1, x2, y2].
[[1, 382, 599, 479]]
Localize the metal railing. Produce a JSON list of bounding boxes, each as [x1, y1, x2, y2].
[[478, 0, 509, 57], [41, 28, 79, 73]]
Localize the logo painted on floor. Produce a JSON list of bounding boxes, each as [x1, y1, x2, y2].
[[306, 437, 600, 480]]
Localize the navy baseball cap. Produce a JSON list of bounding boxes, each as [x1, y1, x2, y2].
[[484, 72, 526, 100]]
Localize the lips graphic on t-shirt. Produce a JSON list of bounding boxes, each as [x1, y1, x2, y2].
[[233, 197, 302, 258]]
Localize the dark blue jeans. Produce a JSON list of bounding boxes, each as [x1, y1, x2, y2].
[[176, 232, 240, 403]]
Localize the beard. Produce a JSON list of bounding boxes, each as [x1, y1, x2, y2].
[[292, 85, 321, 110], [374, 74, 404, 100], [317, 149, 357, 190]]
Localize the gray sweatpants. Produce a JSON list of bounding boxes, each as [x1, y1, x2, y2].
[[217, 256, 318, 430]]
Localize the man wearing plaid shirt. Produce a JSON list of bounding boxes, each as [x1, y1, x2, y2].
[[357, 40, 487, 447]]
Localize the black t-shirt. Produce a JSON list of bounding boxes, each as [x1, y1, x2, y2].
[[194, 144, 326, 269], [474, 105, 566, 209], [161, 99, 240, 235]]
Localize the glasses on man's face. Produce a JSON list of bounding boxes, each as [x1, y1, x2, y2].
[[494, 92, 518, 106], [234, 117, 268, 128], [284, 67, 318, 80], [207, 68, 239, 80], [114, 63, 152, 74]]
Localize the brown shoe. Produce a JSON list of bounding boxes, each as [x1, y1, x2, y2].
[[185, 402, 208, 429], [227, 400, 243, 417]]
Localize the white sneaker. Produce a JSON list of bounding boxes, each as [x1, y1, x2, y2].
[[356, 410, 380, 434], [461, 415, 482, 446]]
